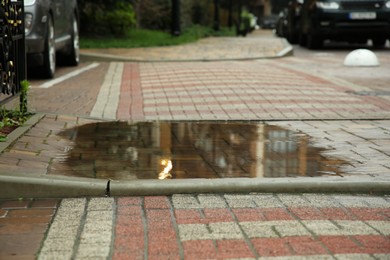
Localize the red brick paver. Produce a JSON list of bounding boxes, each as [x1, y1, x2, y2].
[[111, 195, 390, 259], [0, 199, 59, 259], [111, 60, 390, 121], [1, 195, 389, 259]]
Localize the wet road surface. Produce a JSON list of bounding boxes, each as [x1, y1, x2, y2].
[[51, 121, 345, 180]]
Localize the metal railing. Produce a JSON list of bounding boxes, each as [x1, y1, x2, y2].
[[0, 0, 26, 105]]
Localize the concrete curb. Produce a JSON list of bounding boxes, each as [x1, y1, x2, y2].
[[80, 38, 293, 63], [276, 38, 294, 58], [0, 173, 107, 198], [110, 178, 390, 196], [1, 172, 389, 198]]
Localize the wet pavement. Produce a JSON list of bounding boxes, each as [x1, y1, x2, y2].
[[0, 31, 390, 259], [0, 115, 388, 183], [51, 121, 345, 180]]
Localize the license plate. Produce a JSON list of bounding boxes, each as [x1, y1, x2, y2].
[[349, 12, 376, 20]]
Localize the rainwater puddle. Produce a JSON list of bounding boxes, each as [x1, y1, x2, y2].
[[52, 122, 346, 180]]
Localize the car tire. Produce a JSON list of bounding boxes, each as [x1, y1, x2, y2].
[[299, 32, 307, 47], [287, 23, 299, 44], [62, 13, 80, 66], [372, 38, 386, 48], [42, 15, 56, 79], [307, 34, 322, 49], [288, 33, 299, 44]]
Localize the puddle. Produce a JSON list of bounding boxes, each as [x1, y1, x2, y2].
[[51, 122, 346, 180]]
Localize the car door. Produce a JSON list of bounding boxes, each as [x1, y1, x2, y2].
[[51, 0, 67, 42], [62, 0, 76, 35]]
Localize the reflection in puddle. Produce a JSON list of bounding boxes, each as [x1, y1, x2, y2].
[[51, 122, 346, 180]]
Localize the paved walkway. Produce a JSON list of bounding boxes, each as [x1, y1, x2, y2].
[[0, 31, 389, 259], [1, 194, 389, 259], [80, 30, 292, 62], [0, 115, 389, 185], [101, 61, 390, 121]]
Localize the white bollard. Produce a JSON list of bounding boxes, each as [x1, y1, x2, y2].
[[344, 49, 380, 67]]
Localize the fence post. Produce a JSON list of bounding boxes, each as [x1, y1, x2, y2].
[[0, 0, 27, 108]]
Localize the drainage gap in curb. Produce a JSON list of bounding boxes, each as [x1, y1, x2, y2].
[[105, 179, 111, 197]]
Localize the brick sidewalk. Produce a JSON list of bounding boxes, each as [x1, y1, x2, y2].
[[1, 31, 389, 260], [80, 30, 290, 62], [1, 194, 389, 259], [0, 198, 59, 259], [73, 60, 390, 122], [0, 114, 389, 180]]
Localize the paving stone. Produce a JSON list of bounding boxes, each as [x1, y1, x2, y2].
[[302, 194, 340, 208], [302, 220, 379, 236], [333, 195, 388, 208], [197, 194, 227, 208], [224, 195, 257, 208], [277, 194, 312, 208], [1, 200, 30, 209], [178, 223, 213, 241], [208, 222, 243, 240], [366, 221, 390, 235], [172, 194, 201, 209], [252, 194, 284, 208]]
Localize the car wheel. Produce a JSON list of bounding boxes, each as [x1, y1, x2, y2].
[[42, 16, 56, 78], [372, 38, 386, 48], [307, 34, 322, 49], [63, 13, 80, 66], [287, 24, 299, 44], [299, 32, 307, 47], [288, 32, 299, 44]]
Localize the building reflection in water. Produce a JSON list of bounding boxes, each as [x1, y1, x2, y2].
[[53, 122, 345, 180]]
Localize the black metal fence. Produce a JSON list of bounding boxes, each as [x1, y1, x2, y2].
[[0, 0, 26, 104]]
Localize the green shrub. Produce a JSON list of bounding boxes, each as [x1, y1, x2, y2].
[[105, 2, 136, 36], [79, 0, 136, 37], [80, 26, 235, 49]]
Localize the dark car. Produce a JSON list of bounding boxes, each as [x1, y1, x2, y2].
[[286, 0, 304, 43], [299, 0, 390, 49], [275, 9, 289, 37], [261, 15, 280, 29], [24, 0, 79, 78]]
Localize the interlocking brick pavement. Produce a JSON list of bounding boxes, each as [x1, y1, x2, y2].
[[0, 199, 59, 259], [80, 30, 289, 62], [80, 60, 390, 122], [1, 31, 389, 260], [27, 62, 110, 117], [2, 194, 386, 259]]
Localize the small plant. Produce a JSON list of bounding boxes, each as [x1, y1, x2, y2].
[[20, 80, 29, 115], [0, 80, 31, 142]]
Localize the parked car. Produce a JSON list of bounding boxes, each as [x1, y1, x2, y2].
[[275, 9, 289, 37], [261, 15, 279, 29], [299, 0, 390, 49], [286, 0, 304, 44], [24, 0, 79, 78]]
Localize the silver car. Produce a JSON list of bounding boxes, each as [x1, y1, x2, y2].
[[24, 0, 79, 78]]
